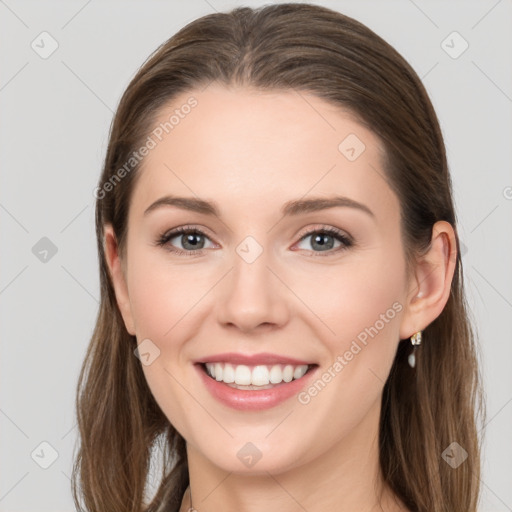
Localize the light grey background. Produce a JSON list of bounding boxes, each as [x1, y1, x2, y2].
[[1, 0, 511, 510]]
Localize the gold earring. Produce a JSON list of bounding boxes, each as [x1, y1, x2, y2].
[[408, 330, 422, 368]]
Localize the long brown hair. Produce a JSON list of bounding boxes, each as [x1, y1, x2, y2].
[[72, 4, 485, 511]]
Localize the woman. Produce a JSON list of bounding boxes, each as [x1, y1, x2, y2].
[[72, 3, 484, 511]]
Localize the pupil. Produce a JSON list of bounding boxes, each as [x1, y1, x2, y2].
[[179, 232, 335, 252], [313, 233, 333, 251], [183, 233, 203, 250]]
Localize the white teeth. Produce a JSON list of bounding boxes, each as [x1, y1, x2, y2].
[[204, 362, 310, 386], [223, 363, 235, 383], [234, 365, 252, 385], [282, 365, 294, 383], [269, 365, 282, 384], [251, 365, 270, 386], [214, 362, 223, 381], [293, 365, 307, 379]]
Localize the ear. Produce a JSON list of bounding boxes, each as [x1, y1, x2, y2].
[[399, 220, 457, 340], [103, 223, 136, 336]]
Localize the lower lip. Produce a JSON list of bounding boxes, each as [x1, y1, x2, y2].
[[195, 364, 318, 411]]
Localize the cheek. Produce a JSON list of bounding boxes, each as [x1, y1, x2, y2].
[[126, 252, 209, 434], [293, 254, 405, 431], [291, 252, 405, 348], [338, 260, 406, 392], [127, 251, 209, 343]]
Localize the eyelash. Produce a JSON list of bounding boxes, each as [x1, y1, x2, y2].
[[154, 224, 353, 257]]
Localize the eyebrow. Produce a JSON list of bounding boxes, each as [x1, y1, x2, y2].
[[143, 194, 375, 218]]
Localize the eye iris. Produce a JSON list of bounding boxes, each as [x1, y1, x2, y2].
[[311, 233, 334, 251], [182, 232, 204, 250]]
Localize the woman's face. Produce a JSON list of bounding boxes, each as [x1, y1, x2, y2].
[[109, 84, 416, 474]]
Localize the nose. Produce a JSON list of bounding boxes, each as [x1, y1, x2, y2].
[[216, 241, 290, 333]]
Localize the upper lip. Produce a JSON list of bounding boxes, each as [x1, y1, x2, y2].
[[194, 352, 314, 366]]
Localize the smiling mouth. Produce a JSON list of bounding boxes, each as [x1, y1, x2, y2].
[[199, 362, 317, 390]]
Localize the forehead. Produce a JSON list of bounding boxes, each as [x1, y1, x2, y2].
[[130, 84, 397, 224]]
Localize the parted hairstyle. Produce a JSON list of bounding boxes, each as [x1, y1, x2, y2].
[[72, 3, 485, 511]]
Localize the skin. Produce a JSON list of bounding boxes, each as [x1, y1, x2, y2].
[[104, 84, 456, 512]]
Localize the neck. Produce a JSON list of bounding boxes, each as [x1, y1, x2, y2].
[[179, 398, 406, 512]]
